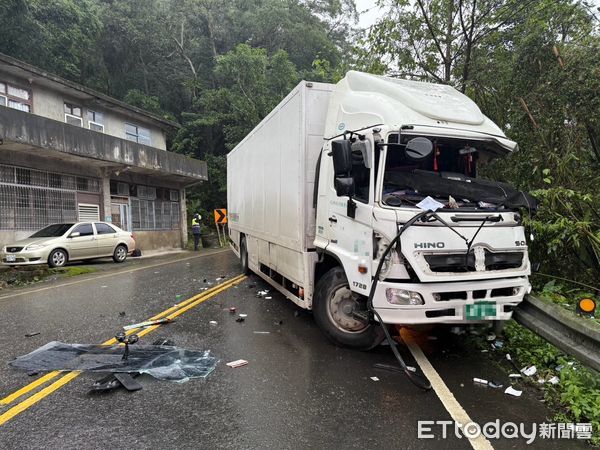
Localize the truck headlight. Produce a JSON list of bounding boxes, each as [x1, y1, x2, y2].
[[386, 288, 424, 305]]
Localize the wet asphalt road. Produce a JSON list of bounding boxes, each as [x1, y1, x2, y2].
[[0, 250, 588, 449]]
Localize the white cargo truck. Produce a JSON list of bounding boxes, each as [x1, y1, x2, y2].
[[227, 71, 534, 349]]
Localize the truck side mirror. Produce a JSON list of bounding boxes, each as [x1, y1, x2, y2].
[[331, 140, 353, 176], [334, 177, 355, 197]]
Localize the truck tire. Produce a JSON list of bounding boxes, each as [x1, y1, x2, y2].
[[313, 267, 384, 350], [240, 236, 250, 275]]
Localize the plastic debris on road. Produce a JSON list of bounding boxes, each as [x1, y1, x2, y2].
[[209, 321, 218, 325], [504, 386, 522, 397], [253, 331, 270, 334], [548, 376, 560, 384], [521, 365, 537, 376], [10, 341, 218, 382], [370, 376, 380, 381], [256, 290, 269, 297], [473, 377, 503, 388], [226, 359, 248, 368], [509, 373, 522, 378]]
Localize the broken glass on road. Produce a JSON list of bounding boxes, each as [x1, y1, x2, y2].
[[10, 341, 218, 383]]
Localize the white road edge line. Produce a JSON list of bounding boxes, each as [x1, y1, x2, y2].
[[403, 331, 494, 450], [0, 249, 230, 301]]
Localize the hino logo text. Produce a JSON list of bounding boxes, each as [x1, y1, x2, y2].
[[414, 242, 446, 249]]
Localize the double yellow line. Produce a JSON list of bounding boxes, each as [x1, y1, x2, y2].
[[0, 274, 246, 426]]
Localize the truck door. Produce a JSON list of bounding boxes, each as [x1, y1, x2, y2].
[[316, 139, 374, 295]]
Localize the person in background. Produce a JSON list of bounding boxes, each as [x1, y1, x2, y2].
[[192, 213, 201, 251]]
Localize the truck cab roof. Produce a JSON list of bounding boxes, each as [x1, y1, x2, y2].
[[324, 71, 517, 154]]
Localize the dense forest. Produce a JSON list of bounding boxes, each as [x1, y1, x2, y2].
[[0, 0, 598, 292]]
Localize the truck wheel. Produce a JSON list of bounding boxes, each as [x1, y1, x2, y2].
[[313, 267, 384, 350], [240, 237, 250, 275]]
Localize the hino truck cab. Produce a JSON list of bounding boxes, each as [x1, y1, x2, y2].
[[228, 71, 535, 351]]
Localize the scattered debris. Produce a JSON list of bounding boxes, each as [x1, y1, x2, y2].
[[537, 378, 545, 384], [253, 331, 270, 334], [521, 366, 537, 377], [215, 277, 223, 281], [274, 320, 283, 325], [226, 359, 248, 368], [548, 376, 560, 385], [265, 296, 272, 299], [473, 378, 503, 388], [256, 290, 269, 297], [406, 366, 417, 373], [229, 307, 237, 313], [504, 386, 522, 397], [481, 349, 489, 353], [370, 376, 380, 382], [492, 340, 504, 349], [506, 354, 521, 372], [203, 279, 207, 283], [123, 318, 175, 331], [509, 374, 522, 378], [101, 285, 107, 288], [239, 314, 247, 318], [119, 311, 126, 317], [11, 341, 218, 382], [236, 316, 245, 323], [486, 333, 496, 342], [25, 332, 40, 338], [209, 321, 218, 326], [27, 370, 39, 377]]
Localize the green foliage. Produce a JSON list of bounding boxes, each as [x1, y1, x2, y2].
[[503, 321, 600, 444]]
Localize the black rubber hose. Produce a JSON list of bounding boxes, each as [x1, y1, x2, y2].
[[367, 210, 435, 391]]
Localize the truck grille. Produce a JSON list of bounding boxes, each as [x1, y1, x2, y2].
[[6, 247, 24, 253], [424, 250, 524, 273]]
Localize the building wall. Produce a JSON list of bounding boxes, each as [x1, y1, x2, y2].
[[1, 70, 167, 150], [0, 150, 188, 253]]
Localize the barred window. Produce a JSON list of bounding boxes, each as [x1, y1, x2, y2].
[[0, 164, 98, 193], [130, 198, 180, 231], [0, 185, 77, 230], [0, 164, 99, 231]]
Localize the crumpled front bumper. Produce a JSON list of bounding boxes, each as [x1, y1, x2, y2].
[[372, 276, 530, 324]]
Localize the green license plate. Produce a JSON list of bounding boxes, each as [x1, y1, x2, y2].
[[465, 301, 497, 320]]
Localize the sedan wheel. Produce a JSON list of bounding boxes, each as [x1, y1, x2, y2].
[[113, 245, 127, 263], [48, 249, 67, 268]]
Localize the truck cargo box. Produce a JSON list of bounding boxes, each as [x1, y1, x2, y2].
[[227, 81, 333, 253]]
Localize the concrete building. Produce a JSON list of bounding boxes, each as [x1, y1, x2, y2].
[[0, 53, 207, 252]]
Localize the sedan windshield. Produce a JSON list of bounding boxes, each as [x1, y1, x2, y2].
[[30, 224, 74, 238]]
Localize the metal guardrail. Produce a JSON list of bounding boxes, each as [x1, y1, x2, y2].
[[513, 295, 600, 373]]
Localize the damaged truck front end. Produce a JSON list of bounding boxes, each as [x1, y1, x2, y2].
[[366, 126, 536, 325]]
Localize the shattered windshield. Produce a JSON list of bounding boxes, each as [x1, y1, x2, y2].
[[381, 134, 535, 211]]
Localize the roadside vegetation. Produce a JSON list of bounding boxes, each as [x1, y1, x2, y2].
[[501, 321, 600, 446], [0, 266, 97, 289]]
